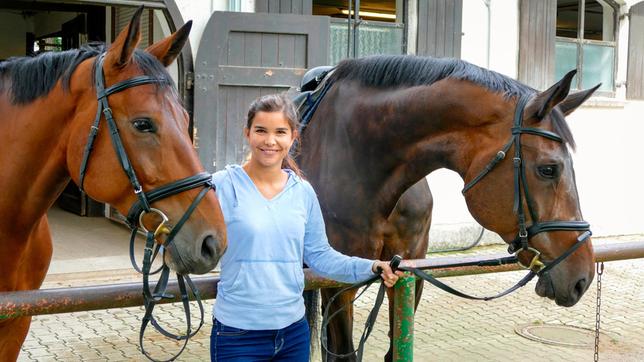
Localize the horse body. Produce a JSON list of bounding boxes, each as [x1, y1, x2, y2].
[[0, 9, 226, 361], [300, 56, 597, 360]]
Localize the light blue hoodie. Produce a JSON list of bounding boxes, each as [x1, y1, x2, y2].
[[211, 165, 376, 330]]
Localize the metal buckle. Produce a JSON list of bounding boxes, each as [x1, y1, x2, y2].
[[516, 247, 545, 272], [513, 157, 522, 167], [139, 208, 172, 238]]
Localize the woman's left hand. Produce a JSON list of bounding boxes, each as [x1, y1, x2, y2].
[[372, 260, 405, 288]]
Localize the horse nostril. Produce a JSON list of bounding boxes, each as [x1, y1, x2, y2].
[[201, 235, 217, 260], [574, 278, 587, 297]]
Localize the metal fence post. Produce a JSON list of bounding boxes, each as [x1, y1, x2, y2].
[[393, 272, 415, 361]]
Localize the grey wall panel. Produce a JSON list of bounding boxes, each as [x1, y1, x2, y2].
[[194, 11, 329, 171], [256, 0, 312, 15], [627, 2, 644, 100], [417, 0, 462, 58], [518, 0, 556, 90]]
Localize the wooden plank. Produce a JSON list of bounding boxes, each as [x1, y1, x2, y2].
[[255, 0, 268, 13], [518, 0, 556, 90], [226, 31, 245, 67], [278, 34, 296, 68], [217, 66, 306, 87], [256, 0, 310, 14], [261, 33, 279, 67], [244, 32, 262, 67], [434, 0, 450, 57], [627, 2, 644, 99], [294, 34, 307, 68], [417, 0, 462, 58]]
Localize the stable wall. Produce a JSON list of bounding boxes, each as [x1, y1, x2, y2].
[[0, 11, 31, 59]]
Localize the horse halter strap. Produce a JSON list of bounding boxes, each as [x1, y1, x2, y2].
[[462, 94, 591, 274], [77, 53, 214, 362]]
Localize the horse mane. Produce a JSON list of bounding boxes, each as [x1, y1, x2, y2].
[[329, 55, 575, 148], [0, 44, 175, 105]]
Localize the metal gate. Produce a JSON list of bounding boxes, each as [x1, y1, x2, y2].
[[193, 11, 329, 172]]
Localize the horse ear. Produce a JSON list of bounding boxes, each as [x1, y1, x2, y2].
[[104, 6, 143, 68], [557, 83, 601, 116], [146, 21, 192, 67], [525, 69, 576, 121]]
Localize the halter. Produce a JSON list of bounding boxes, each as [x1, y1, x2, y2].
[[78, 53, 214, 361], [462, 94, 592, 274]]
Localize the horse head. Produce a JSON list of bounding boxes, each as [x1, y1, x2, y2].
[[463, 71, 599, 306], [66, 8, 226, 275]]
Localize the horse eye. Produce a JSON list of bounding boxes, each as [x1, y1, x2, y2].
[[132, 118, 155, 133], [538, 165, 559, 179]]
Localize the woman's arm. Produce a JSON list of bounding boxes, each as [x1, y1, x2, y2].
[[302, 188, 401, 286]]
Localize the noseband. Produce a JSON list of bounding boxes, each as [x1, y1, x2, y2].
[[462, 95, 591, 274], [77, 53, 213, 361]]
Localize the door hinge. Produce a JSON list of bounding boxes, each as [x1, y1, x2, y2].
[[185, 72, 194, 90]]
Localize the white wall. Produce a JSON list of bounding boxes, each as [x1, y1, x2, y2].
[[568, 100, 644, 236]]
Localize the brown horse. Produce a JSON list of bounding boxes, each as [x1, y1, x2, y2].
[[0, 9, 226, 361], [299, 55, 598, 361]]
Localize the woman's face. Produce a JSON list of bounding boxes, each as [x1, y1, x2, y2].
[[245, 111, 297, 170]]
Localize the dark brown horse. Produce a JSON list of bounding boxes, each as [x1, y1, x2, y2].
[[0, 9, 226, 361], [299, 55, 598, 361]]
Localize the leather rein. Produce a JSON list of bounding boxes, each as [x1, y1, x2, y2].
[[321, 94, 592, 360], [78, 53, 213, 361]]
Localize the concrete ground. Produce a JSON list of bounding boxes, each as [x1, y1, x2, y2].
[[16, 207, 644, 361]]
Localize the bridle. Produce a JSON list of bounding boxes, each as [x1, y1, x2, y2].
[[462, 94, 592, 274], [78, 53, 214, 361]]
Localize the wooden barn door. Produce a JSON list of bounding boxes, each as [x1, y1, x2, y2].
[[416, 0, 463, 58], [193, 11, 329, 172], [518, 0, 557, 90], [627, 1, 644, 100]]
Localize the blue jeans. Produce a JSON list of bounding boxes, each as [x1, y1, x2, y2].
[[210, 317, 310, 361]]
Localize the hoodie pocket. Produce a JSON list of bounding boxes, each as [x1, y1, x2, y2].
[[227, 261, 304, 306]]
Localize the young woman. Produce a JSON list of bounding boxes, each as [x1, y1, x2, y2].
[[210, 94, 402, 361]]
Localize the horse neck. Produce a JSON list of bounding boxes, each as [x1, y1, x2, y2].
[[0, 84, 84, 233], [300, 80, 501, 223]]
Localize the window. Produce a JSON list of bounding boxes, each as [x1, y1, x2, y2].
[[313, 0, 405, 64], [555, 0, 617, 93], [34, 36, 63, 53]]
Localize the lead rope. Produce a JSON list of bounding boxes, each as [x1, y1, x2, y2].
[[594, 262, 604, 362]]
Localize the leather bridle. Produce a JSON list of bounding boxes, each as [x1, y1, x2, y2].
[[78, 53, 214, 361], [462, 94, 592, 274]]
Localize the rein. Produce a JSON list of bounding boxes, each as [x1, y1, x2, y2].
[[78, 53, 213, 361], [321, 94, 592, 360]]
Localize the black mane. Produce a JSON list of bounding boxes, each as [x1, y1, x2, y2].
[[329, 55, 575, 147], [330, 55, 535, 98], [0, 44, 175, 105]]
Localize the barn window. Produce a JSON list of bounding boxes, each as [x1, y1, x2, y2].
[[555, 0, 618, 93], [313, 0, 404, 64]]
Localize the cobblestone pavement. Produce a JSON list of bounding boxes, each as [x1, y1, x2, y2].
[[18, 239, 644, 361]]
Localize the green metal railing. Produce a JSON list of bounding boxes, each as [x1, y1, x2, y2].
[[1, 240, 644, 360]]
